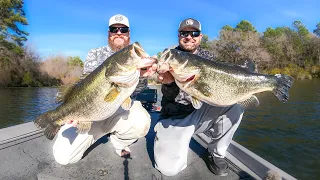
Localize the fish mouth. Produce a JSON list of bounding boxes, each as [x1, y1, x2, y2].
[[174, 72, 199, 89], [159, 48, 171, 59], [172, 60, 200, 83], [172, 69, 199, 87], [132, 42, 149, 59], [132, 42, 156, 68], [156, 49, 172, 73], [175, 73, 198, 83], [157, 61, 171, 73]]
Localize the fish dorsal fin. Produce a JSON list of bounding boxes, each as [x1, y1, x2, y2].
[[121, 97, 132, 110], [55, 84, 77, 103], [55, 74, 88, 103], [191, 96, 203, 109], [237, 95, 260, 109], [237, 59, 256, 73]]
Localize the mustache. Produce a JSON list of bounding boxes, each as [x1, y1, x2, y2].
[[111, 34, 126, 38], [183, 39, 195, 42]]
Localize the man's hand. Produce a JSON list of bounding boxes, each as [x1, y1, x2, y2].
[[158, 72, 175, 84], [66, 120, 78, 127], [140, 63, 157, 77], [140, 56, 158, 77]]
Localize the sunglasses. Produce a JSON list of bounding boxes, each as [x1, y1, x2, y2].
[[179, 31, 201, 38], [109, 27, 129, 33]]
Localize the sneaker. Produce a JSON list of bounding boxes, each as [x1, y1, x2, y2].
[[204, 151, 229, 176]]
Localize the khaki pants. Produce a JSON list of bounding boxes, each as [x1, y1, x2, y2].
[[52, 101, 151, 165]]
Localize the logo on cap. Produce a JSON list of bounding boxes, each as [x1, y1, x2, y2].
[[115, 15, 123, 22], [186, 19, 194, 25]]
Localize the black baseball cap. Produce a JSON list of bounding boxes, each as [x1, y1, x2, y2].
[[178, 18, 202, 31]]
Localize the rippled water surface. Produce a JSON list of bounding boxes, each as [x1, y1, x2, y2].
[[234, 79, 320, 180], [0, 87, 60, 128]]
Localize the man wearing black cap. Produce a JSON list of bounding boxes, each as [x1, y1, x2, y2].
[[153, 18, 244, 177]]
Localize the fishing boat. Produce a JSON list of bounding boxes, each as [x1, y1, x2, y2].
[[0, 88, 296, 180]]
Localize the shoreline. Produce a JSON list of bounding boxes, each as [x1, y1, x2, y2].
[[0, 78, 318, 88]]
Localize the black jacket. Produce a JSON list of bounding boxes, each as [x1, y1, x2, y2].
[[159, 46, 217, 120]]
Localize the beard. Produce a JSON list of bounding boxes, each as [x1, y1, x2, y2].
[[179, 41, 199, 52], [108, 36, 130, 52]]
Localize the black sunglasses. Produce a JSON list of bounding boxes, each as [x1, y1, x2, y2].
[[109, 27, 129, 33], [179, 31, 201, 38]]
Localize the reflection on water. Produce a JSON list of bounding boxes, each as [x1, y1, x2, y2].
[[0, 80, 319, 179], [234, 79, 320, 180], [0, 87, 59, 129]]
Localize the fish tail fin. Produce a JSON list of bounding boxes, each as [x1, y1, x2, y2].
[[44, 123, 60, 140], [34, 112, 52, 129], [272, 74, 294, 103], [34, 111, 61, 140]]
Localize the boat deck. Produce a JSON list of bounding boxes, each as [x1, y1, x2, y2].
[[0, 112, 256, 180]]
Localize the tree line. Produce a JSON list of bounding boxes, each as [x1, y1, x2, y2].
[[1, 1, 319, 87], [0, 0, 83, 87], [200, 20, 320, 80]]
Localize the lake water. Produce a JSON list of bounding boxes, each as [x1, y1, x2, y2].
[[0, 79, 319, 179]]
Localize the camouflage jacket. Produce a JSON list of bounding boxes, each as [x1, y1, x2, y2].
[[159, 46, 217, 120], [83, 45, 148, 99]]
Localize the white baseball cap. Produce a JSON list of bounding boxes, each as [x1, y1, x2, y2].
[[109, 14, 130, 27]]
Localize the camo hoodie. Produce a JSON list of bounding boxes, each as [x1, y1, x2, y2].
[[159, 46, 217, 120], [83, 45, 148, 99]]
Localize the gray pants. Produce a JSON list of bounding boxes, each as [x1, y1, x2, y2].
[[154, 103, 244, 176]]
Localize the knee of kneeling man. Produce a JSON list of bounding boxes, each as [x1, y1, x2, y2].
[[53, 152, 70, 165], [131, 112, 151, 135], [156, 162, 184, 176], [53, 149, 80, 165], [137, 118, 151, 137]]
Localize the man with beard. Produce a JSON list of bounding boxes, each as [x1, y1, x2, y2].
[[153, 18, 244, 177], [52, 14, 155, 165]]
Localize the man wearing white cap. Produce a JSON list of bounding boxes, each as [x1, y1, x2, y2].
[[52, 14, 154, 164]]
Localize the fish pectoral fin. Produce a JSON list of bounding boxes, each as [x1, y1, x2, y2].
[[55, 84, 74, 103], [121, 97, 132, 110], [237, 95, 260, 109], [104, 87, 121, 102], [109, 70, 140, 87], [56, 76, 85, 103], [76, 122, 93, 134], [191, 96, 203, 109]]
